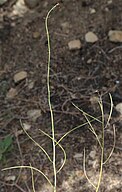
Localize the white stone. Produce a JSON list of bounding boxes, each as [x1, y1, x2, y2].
[[14, 71, 27, 83], [116, 103, 122, 115], [85, 31, 98, 43], [87, 58, 92, 64], [68, 39, 82, 50], [90, 8, 96, 14], [108, 30, 122, 42]]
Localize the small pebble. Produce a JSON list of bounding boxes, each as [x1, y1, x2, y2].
[[74, 153, 83, 159], [5, 175, 16, 181], [108, 30, 122, 42], [85, 31, 98, 43], [89, 8, 96, 14], [116, 103, 122, 115], [68, 39, 82, 50], [14, 71, 27, 83], [87, 58, 92, 64]]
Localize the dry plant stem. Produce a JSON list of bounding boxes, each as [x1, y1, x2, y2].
[[2, 4, 59, 192], [82, 94, 114, 191], [39, 129, 66, 174], [96, 94, 114, 191], [45, 3, 59, 192], [95, 98, 105, 192], [30, 163, 36, 192], [83, 148, 96, 189], [83, 113, 102, 149], [103, 125, 116, 165]]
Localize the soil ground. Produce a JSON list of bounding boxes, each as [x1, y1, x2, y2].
[[0, 0, 122, 191]]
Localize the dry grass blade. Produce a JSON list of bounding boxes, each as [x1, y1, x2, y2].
[[103, 125, 116, 165], [30, 163, 36, 192], [83, 148, 96, 189]]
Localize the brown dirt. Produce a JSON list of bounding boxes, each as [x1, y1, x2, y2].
[[0, 0, 122, 192]]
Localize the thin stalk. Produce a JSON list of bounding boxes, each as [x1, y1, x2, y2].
[[96, 98, 104, 192], [30, 163, 36, 192], [45, 3, 59, 192], [39, 129, 67, 173]]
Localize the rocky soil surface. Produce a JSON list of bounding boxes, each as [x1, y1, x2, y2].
[[0, 0, 122, 192]]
